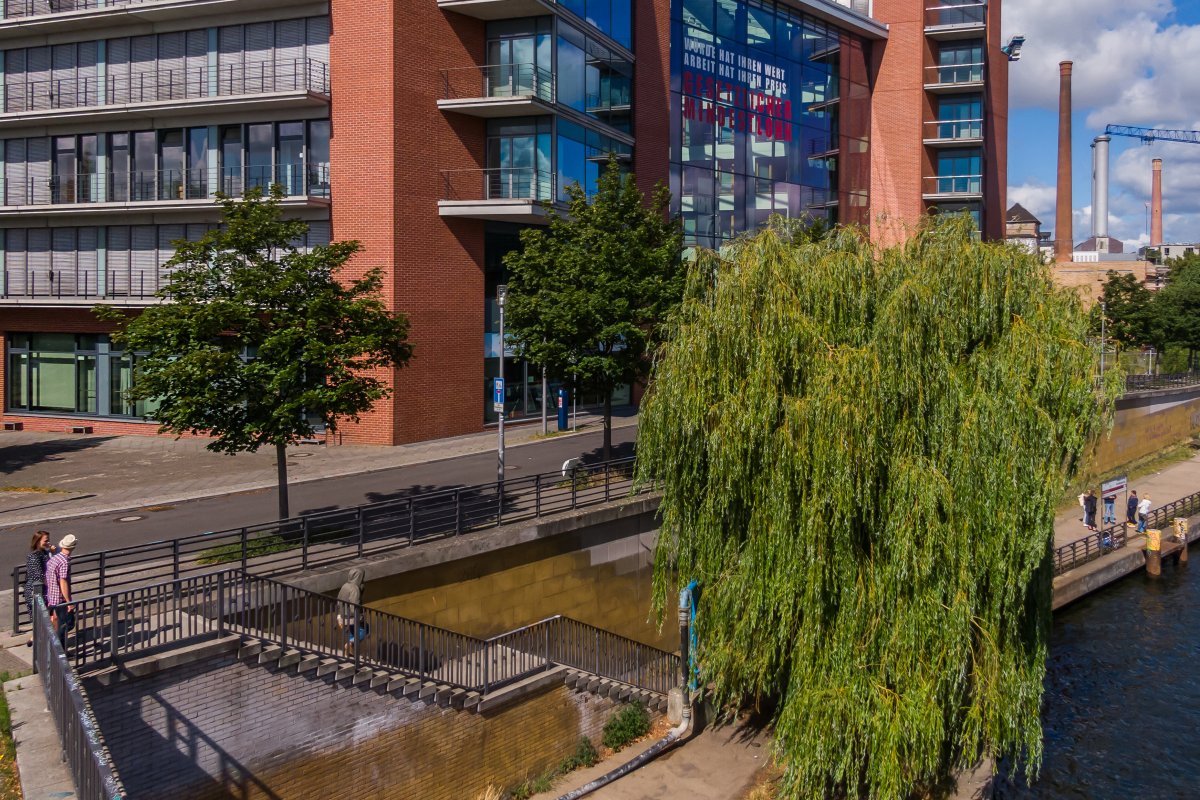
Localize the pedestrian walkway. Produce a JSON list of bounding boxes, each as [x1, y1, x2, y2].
[[1054, 451, 1200, 549], [0, 409, 637, 527]]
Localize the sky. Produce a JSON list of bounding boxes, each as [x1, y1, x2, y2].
[[1002, 0, 1200, 249]]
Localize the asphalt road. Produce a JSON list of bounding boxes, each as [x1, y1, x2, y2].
[[0, 426, 637, 570]]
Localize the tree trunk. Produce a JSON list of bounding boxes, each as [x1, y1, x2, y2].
[[276, 441, 290, 520], [603, 388, 612, 462]]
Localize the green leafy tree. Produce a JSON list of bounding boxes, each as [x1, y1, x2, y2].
[[1091, 270, 1158, 350], [503, 156, 683, 459], [99, 188, 412, 518], [1157, 253, 1200, 370], [637, 216, 1121, 799]]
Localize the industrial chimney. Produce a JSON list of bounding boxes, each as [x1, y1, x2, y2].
[[1093, 134, 1110, 253], [1151, 158, 1163, 248], [1055, 61, 1073, 262]]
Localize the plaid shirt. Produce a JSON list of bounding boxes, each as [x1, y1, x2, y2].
[[45, 552, 71, 607]]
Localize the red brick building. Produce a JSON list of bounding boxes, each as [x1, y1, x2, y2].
[[0, 0, 1006, 445]]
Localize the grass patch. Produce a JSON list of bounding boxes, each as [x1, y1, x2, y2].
[[601, 703, 651, 752], [0, 486, 66, 494], [502, 736, 601, 799], [197, 535, 296, 565], [0, 670, 31, 800]]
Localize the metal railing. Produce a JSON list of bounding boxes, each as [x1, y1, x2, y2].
[[441, 167, 557, 203], [925, 1, 987, 28], [53, 568, 678, 696], [3, 0, 201, 20], [31, 597, 124, 800], [923, 174, 983, 195], [1053, 489, 1200, 575], [925, 63, 985, 85], [1125, 371, 1200, 392], [441, 63, 555, 103], [924, 118, 983, 140], [2, 59, 329, 114], [12, 456, 642, 633], [3, 163, 330, 207]]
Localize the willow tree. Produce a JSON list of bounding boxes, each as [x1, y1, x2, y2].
[[637, 216, 1121, 799]]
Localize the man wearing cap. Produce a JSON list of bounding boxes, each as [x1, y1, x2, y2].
[[45, 535, 77, 646]]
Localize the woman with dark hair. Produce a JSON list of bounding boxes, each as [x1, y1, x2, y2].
[[24, 530, 55, 644]]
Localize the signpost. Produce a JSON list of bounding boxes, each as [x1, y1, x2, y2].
[[496, 285, 508, 484], [492, 377, 504, 414], [1101, 475, 1127, 497]]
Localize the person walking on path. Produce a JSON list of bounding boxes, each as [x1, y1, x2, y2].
[[1127, 490, 1139, 525], [45, 535, 77, 647], [335, 568, 368, 656], [1083, 490, 1098, 531], [1102, 492, 1116, 526], [23, 531, 55, 646], [1137, 494, 1152, 534]]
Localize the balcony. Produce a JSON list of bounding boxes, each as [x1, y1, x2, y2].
[[0, 59, 329, 128], [0, 163, 330, 219], [1, 267, 167, 305], [923, 118, 984, 146], [924, 2, 986, 40], [922, 174, 983, 200], [0, 0, 306, 39], [438, 63, 555, 118], [437, 0, 554, 20], [924, 63, 985, 93], [439, 167, 557, 223]]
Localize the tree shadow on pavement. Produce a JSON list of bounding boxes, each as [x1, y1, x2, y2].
[[0, 435, 117, 477]]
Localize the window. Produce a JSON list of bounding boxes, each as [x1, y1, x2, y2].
[[935, 96, 982, 140], [936, 42, 983, 83], [935, 149, 982, 194], [7, 333, 157, 419]]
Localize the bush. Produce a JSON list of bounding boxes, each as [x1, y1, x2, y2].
[[601, 703, 650, 752], [558, 736, 599, 773]]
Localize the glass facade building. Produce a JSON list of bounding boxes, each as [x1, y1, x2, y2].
[[670, 0, 872, 247]]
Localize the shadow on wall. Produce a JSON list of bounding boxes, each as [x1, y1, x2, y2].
[[106, 690, 280, 800]]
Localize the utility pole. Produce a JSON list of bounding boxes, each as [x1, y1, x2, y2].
[[541, 366, 548, 435], [497, 284, 507, 483]]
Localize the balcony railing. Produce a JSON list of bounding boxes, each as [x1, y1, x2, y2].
[[3, 163, 330, 207], [3, 0, 189, 19], [925, 1, 986, 28], [441, 167, 556, 203], [925, 62, 985, 86], [923, 174, 983, 195], [440, 62, 555, 103], [2, 58, 329, 115], [924, 118, 983, 141]]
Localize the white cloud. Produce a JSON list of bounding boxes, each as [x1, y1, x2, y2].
[[1004, 0, 1200, 246]]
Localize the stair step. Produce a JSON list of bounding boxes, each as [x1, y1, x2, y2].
[[277, 650, 303, 669], [334, 664, 357, 681], [238, 641, 263, 660], [462, 691, 482, 710], [257, 645, 284, 665], [434, 685, 454, 707], [418, 682, 439, 701], [401, 679, 424, 699], [296, 654, 321, 673], [617, 685, 633, 701], [315, 659, 341, 677], [352, 668, 375, 685], [586, 677, 603, 693], [386, 676, 415, 694], [369, 671, 391, 689], [449, 688, 468, 709]]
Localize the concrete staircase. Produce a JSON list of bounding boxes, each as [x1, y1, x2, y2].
[[238, 638, 668, 714]]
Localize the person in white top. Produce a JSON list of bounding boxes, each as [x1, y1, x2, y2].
[[1137, 494, 1152, 533]]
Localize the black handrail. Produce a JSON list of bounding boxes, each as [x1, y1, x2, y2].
[[56, 568, 679, 696], [31, 597, 124, 800], [12, 456, 643, 632], [1053, 489, 1200, 575], [1124, 371, 1200, 393]]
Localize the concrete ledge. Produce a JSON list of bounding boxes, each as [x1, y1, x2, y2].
[[4, 673, 78, 800], [87, 635, 240, 685], [475, 667, 566, 715], [281, 494, 661, 596]]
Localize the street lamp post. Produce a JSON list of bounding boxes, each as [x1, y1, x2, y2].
[[1100, 300, 1107, 379], [497, 284, 508, 484]]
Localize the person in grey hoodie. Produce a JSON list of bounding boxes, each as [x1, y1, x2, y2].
[[335, 568, 368, 655]]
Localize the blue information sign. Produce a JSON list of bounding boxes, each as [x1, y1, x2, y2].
[[492, 377, 505, 413]]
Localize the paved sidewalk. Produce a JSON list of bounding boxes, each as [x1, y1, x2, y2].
[[0, 409, 637, 527], [1054, 452, 1200, 549]]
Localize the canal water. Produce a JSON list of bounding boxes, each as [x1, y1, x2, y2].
[[996, 556, 1200, 799]]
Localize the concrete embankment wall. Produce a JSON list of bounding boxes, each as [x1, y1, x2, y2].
[[85, 650, 625, 800], [1088, 386, 1200, 476]]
